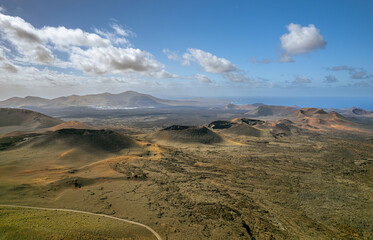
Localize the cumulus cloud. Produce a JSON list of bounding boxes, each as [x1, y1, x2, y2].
[[163, 48, 180, 61], [351, 70, 369, 79], [222, 73, 250, 83], [194, 74, 212, 83], [0, 64, 84, 88], [111, 24, 131, 37], [0, 13, 55, 64], [42, 26, 110, 49], [182, 48, 237, 73], [70, 46, 163, 75], [222, 73, 269, 87], [324, 75, 337, 83], [279, 23, 327, 62], [292, 76, 311, 85], [328, 65, 371, 79], [94, 24, 131, 46], [167, 48, 267, 84], [0, 47, 18, 73], [0, 12, 171, 77], [144, 69, 179, 79], [248, 57, 272, 64]]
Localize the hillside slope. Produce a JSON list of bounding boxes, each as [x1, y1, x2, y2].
[[0, 108, 63, 135]]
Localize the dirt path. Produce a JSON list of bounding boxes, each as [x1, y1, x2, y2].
[[0, 204, 162, 240]]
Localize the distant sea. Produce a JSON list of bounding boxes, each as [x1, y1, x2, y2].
[[220, 96, 373, 111]]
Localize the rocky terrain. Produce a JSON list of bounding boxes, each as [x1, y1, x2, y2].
[[0, 107, 372, 239]]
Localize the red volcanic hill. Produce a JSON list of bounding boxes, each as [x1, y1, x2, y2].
[[290, 108, 366, 132], [294, 108, 348, 121]]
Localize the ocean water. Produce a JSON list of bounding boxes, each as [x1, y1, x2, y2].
[[222, 96, 373, 110]]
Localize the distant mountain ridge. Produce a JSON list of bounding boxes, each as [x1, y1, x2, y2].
[[0, 91, 229, 109]]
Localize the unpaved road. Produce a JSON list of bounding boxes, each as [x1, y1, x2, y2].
[[0, 204, 162, 240]]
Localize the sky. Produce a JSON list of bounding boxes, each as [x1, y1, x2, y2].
[[0, 0, 372, 101]]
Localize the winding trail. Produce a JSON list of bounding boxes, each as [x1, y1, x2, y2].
[[0, 204, 162, 240]]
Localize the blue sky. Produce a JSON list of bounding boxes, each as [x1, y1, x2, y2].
[[0, 0, 372, 100]]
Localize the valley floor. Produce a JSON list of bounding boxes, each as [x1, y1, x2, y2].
[[0, 127, 372, 239]]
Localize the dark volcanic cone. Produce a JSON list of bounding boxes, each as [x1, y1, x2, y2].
[[153, 125, 222, 144], [32, 129, 136, 153]]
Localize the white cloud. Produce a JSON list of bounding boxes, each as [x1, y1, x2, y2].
[[278, 54, 294, 63], [293, 76, 311, 85], [279, 23, 327, 62], [42, 26, 110, 49], [144, 69, 179, 79], [0, 47, 18, 73], [70, 46, 163, 75], [0, 12, 172, 77], [167, 48, 266, 84], [324, 75, 337, 83], [111, 24, 130, 37], [222, 73, 269, 87], [163, 48, 180, 61], [328, 65, 371, 79], [94, 24, 130, 46], [182, 48, 237, 73], [0, 13, 55, 64], [351, 71, 369, 79], [194, 74, 212, 83], [222, 73, 249, 83], [0, 65, 83, 88]]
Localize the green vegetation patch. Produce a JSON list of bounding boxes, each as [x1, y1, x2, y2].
[[0, 207, 154, 240], [0, 134, 40, 150]]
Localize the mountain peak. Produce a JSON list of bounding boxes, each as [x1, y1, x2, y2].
[[122, 90, 141, 94]]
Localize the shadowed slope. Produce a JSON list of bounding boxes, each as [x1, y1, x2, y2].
[[208, 119, 264, 137], [153, 125, 222, 144], [32, 129, 136, 153], [46, 121, 96, 131]]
